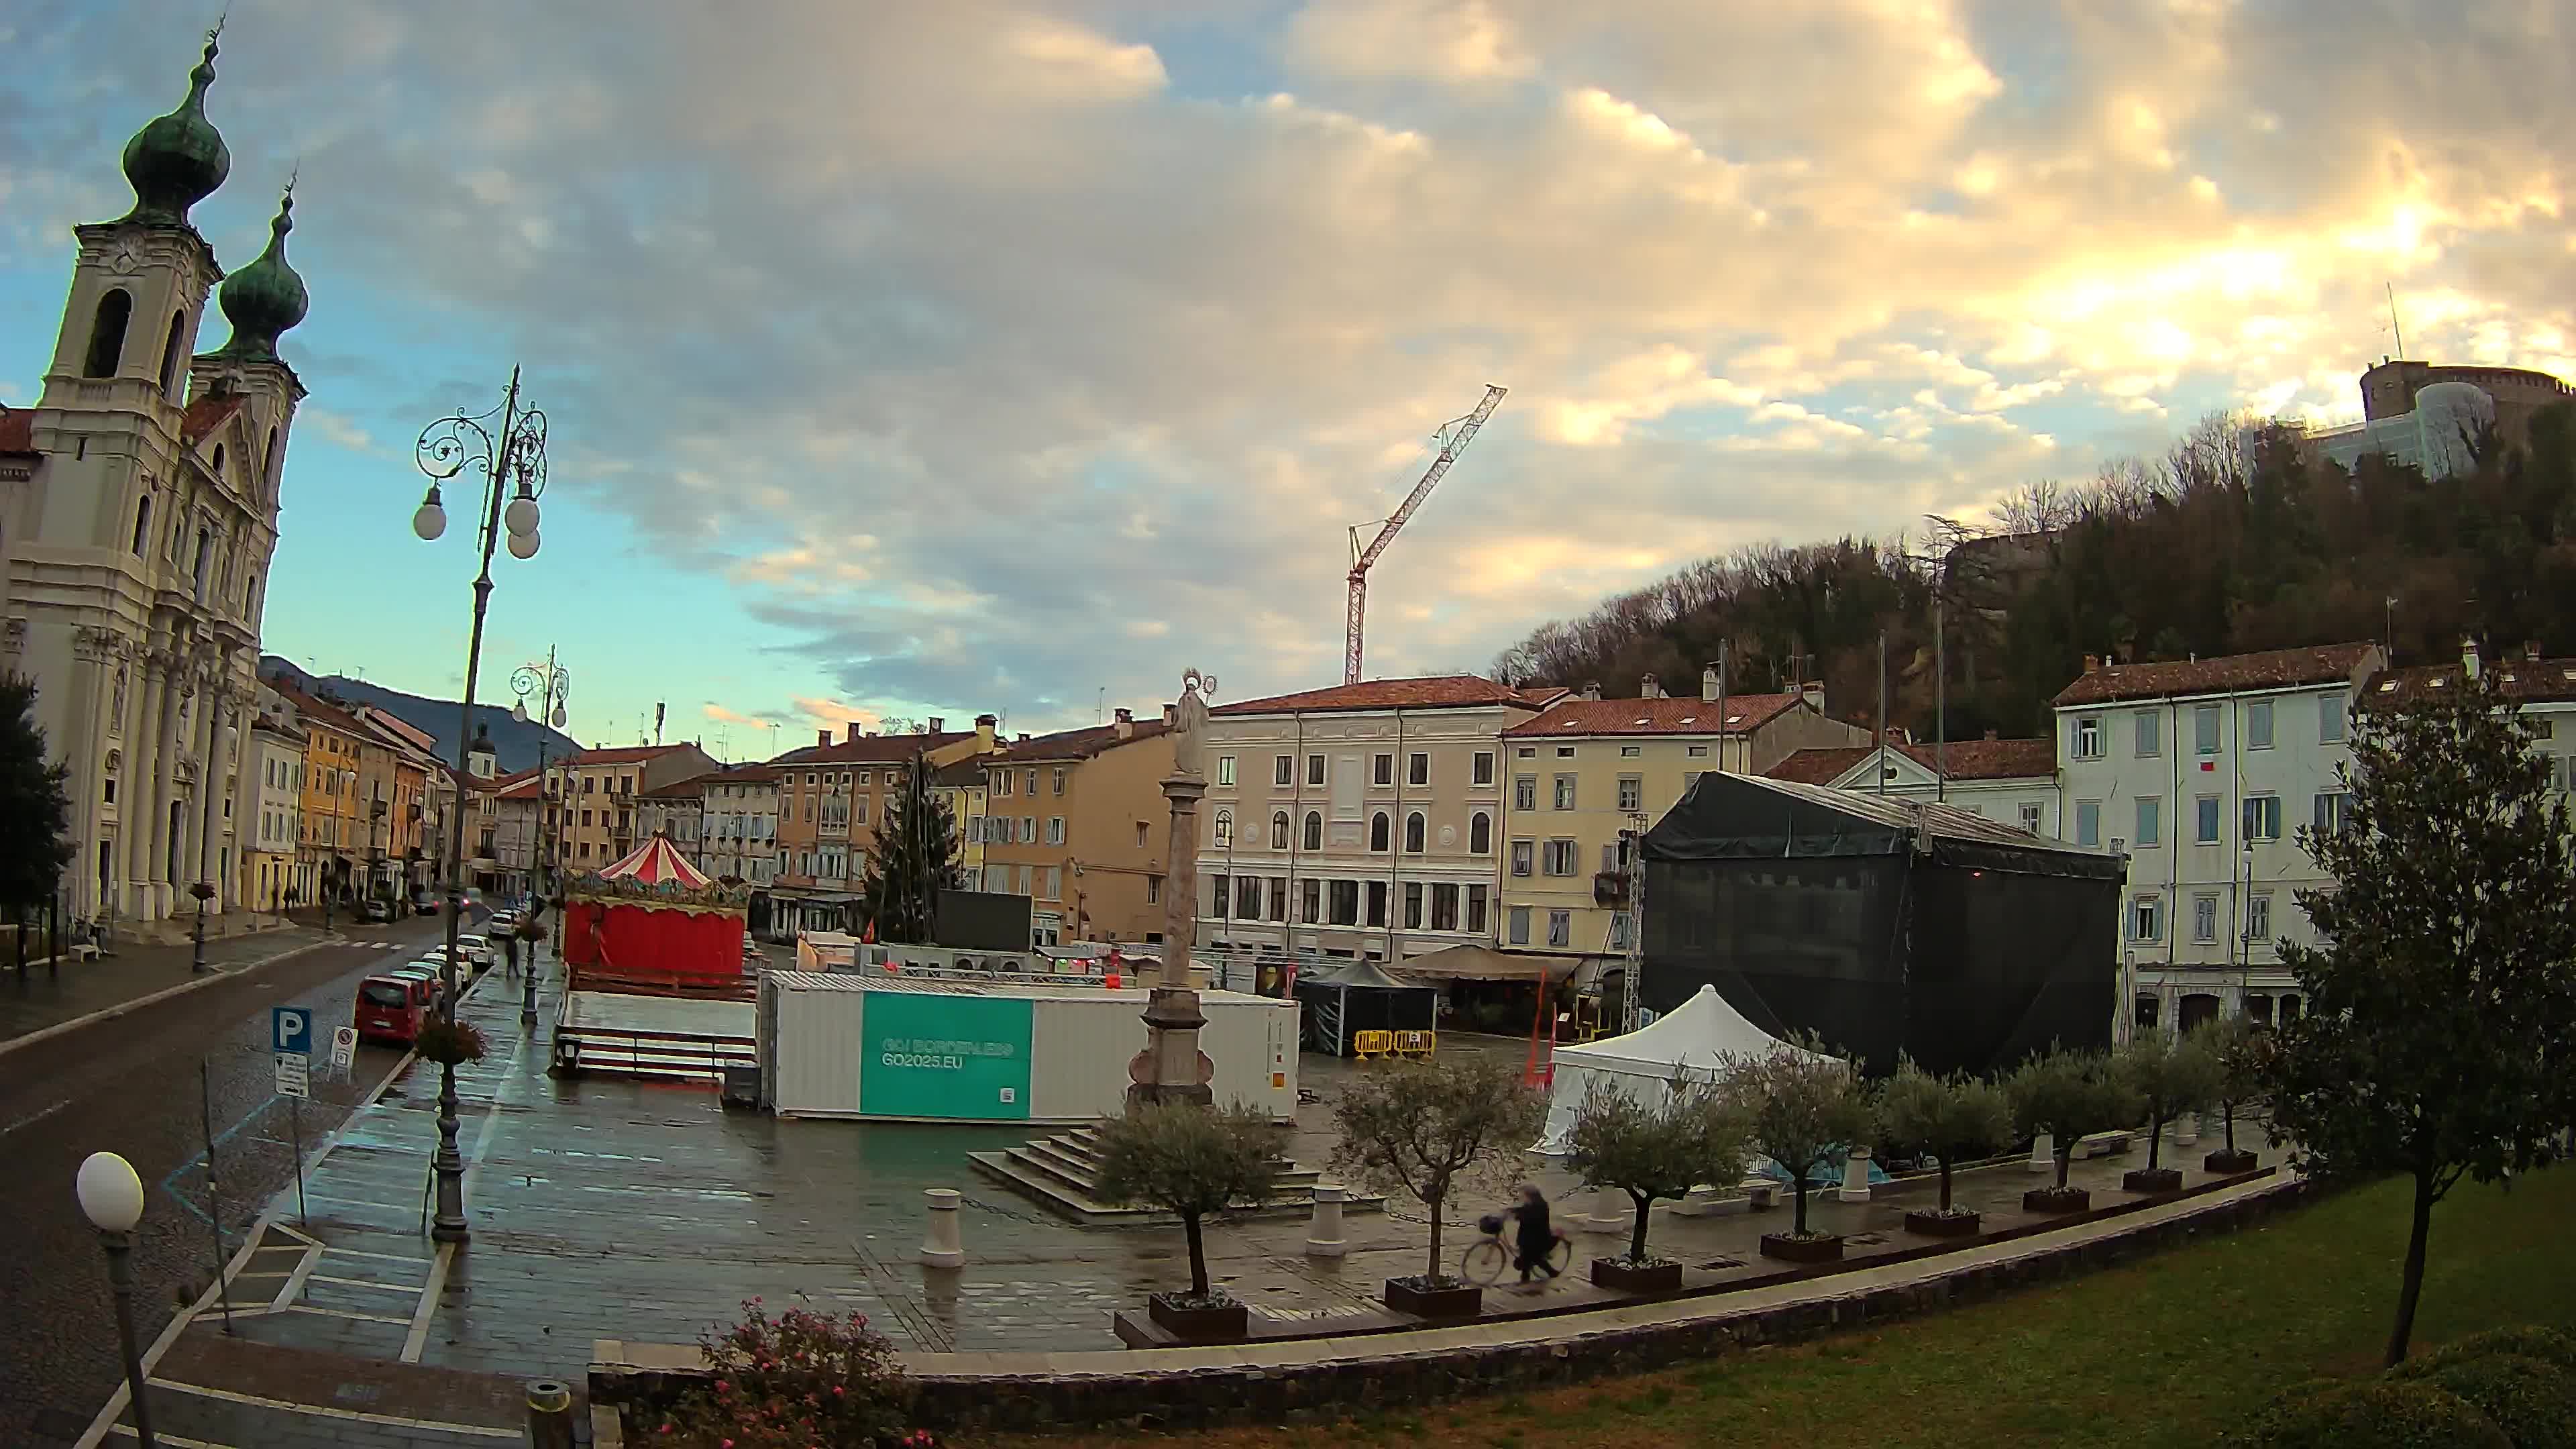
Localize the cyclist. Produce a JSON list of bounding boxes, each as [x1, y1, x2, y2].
[[1506, 1184, 1562, 1282]]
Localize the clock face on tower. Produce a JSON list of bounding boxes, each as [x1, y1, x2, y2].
[[107, 239, 144, 276]]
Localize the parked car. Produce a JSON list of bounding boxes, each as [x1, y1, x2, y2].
[[486, 911, 519, 938], [453, 934, 494, 969], [411, 890, 438, 916], [359, 898, 395, 924], [354, 971, 438, 1043]]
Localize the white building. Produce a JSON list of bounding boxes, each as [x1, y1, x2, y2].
[[2051, 643, 2384, 1033], [3, 34, 309, 930], [1766, 733, 2059, 837], [2369, 644, 2576, 792], [239, 698, 304, 913], [698, 763, 782, 888]]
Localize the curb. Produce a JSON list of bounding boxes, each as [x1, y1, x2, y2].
[[0, 932, 346, 1062]]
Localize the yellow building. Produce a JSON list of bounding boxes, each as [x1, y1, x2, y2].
[[980, 710, 1174, 945], [768, 716, 999, 937], [544, 743, 720, 875], [930, 758, 991, 891], [264, 679, 372, 903], [1495, 675, 1868, 967]]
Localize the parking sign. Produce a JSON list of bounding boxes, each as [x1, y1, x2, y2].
[[271, 1006, 313, 1057]]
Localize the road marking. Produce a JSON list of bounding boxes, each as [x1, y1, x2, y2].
[[401, 1000, 535, 1364], [270, 1246, 322, 1311], [145, 1379, 521, 1438], [1, 1097, 72, 1136], [307, 1273, 421, 1293], [399, 1242, 455, 1362], [111, 1426, 233, 1448], [321, 1244, 435, 1265], [281, 1302, 414, 1325]]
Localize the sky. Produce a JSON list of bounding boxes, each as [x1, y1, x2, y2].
[[6, 1, 2573, 759]]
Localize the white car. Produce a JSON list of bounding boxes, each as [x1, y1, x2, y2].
[[487, 911, 519, 936], [453, 934, 494, 968]]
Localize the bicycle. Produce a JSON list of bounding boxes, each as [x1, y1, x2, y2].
[[1460, 1212, 1574, 1285]]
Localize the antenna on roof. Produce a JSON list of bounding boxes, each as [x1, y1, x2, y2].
[[2387, 282, 2407, 360]]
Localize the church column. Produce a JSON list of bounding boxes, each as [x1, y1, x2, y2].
[[130, 651, 170, 915], [153, 652, 193, 916], [61, 630, 115, 919]]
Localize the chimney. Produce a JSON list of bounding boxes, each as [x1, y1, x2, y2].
[[1984, 729, 1999, 741], [845, 722, 863, 743], [2526, 641, 2544, 663], [2083, 653, 2100, 674], [975, 712, 998, 751], [2461, 635, 2481, 681], [1701, 665, 1721, 702], [1800, 682, 1825, 712], [928, 716, 945, 733], [816, 729, 831, 748], [1016, 733, 1030, 745], [1580, 681, 1602, 702], [1640, 673, 1663, 699], [1113, 706, 1134, 739], [1162, 703, 1177, 726]]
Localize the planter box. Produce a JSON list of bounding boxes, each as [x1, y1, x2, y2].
[[2204, 1148, 2260, 1175], [1758, 1232, 1845, 1264], [1383, 1277, 1482, 1319], [2123, 1167, 2184, 1195], [1903, 1208, 1982, 1238], [1146, 1293, 1248, 1343], [1589, 1257, 1684, 1293], [2023, 1187, 2092, 1214]]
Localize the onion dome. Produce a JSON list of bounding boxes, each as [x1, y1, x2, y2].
[[209, 185, 309, 363], [119, 29, 230, 227]]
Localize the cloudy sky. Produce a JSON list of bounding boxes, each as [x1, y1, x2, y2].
[[6, 1, 2571, 754]]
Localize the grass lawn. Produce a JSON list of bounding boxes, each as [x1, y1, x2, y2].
[[1017, 1168, 2576, 1449]]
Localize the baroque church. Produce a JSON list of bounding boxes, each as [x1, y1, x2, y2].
[[0, 28, 309, 928]]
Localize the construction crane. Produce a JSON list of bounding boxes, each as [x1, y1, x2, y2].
[[1344, 384, 1507, 684]]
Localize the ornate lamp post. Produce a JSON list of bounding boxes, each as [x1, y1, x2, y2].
[[511, 649, 569, 1029], [77, 1151, 156, 1447], [412, 366, 549, 1245], [1128, 669, 1217, 1110]]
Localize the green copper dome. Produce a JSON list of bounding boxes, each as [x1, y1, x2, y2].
[[210, 186, 309, 363], [119, 30, 230, 227]]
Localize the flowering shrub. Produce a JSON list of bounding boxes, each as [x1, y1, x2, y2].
[[413, 1018, 486, 1067], [651, 1299, 918, 1449]]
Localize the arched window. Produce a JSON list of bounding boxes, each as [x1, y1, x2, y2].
[[264, 425, 281, 497], [129, 494, 152, 556], [193, 527, 212, 587], [1302, 810, 1322, 851], [1469, 811, 1491, 855], [159, 310, 187, 396], [1405, 811, 1426, 853], [1270, 810, 1289, 850], [84, 289, 133, 378], [1369, 811, 1390, 853], [212, 443, 226, 480]]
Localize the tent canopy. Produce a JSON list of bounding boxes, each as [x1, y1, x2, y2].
[[1536, 984, 1831, 1153], [1398, 944, 1581, 982], [1643, 771, 2125, 881], [1305, 958, 1425, 990], [1293, 959, 1437, 1056], [594, 835, 712, 890]]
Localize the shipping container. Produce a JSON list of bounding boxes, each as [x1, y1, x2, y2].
[[759, 971, 1299, 1122]]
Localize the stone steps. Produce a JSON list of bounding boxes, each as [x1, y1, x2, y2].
[[967, 1128, 1378, 1225]]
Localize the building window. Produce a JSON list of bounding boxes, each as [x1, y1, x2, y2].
[[2194, 704, 2220, 755], [1514, 775, 1537, 810], [1275, 755, 1294, 786], [1269, 877, 1289, 922], [2074, 800, 2100, 848], [2135, 796, 2161, 847], [1556, 745, 1575, 759], [2131, 894, 2162, 942], [1366, 880, 1387, 927], [1022, 769, 1038, 796], [1373, 753, 1394, 786], [1542, 839, 1578, 875], [130, 495, 152, 556], [84, 288, 132, 378], [1301, 878, 1321, 923], [1508, 906, 1531, 945], [1271, 810, 1290, 849], [2019, 801, 2043, 834], [1547, 910, 1571, 947], [1306, 753, 1326, 787], [2241, 794, 2282, 842], [2320, 694, 2347, 744], [1609, 912, 1631, 949], [1238, 876, 1262, 920], [2314, 791, 2349, 835], [1403, 881, 1424, 929], [1303, 811, 1322, 851], [2192, 893, 2218, 944], [1216, 755, 1236, 786], [1511, 840, 1534, 877], [1553, 775, 1576, 810], [1464, 883, 1486, 933], [1020, 816, 1036, 842], [1472, 751, 1495, 786], [1369, 811, 1391, 852], [2196, 796, 2221, 844], [994, 771, 1011, 798], [1617, 775, 1642, 812], [1404, 811, 1426, 853], [2135, 710, 2161, 757], [1052, 768, 1066, 795], [2072, 715, 2102, 760], [1046, 816, 1066, 845], [2246, 700, 2275, 750], [1407, 752, 1430, 786], [1328, 879, 1360, 925], [1138, 821, 1150, 848], [2246, 892, 2272, 945], [1469, 811, 1492, 854], [1517, 747, 1536, 759]]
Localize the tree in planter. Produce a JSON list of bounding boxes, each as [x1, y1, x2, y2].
[[1876, 1056, 2014, 1222], [2006, 1046, 2135, 1197], [1091, 1102, 1287, 1304], [2113, 1027, 2221, 1180], [0, 676, 74, 956], [1562, 1069, 1753, 1266], [857, 752, 961, 946], [1724, 1036, 1874, 1240], [2196, 1014, 2271, 1171], [414, 1017, 488, 1067], [1331, 1055, 1541, 1288], [2266, 666, 2576, 1366]]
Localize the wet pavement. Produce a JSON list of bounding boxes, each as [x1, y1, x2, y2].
[[0, 920, 327, 1046]]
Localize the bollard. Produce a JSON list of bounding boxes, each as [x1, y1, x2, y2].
[[2173, 1112, 2198, 1148], [1578, 1185, 1627, 1236], [2028, 1131, 2055, 1173], [1837, 1145, 1872, 1203], [1304, 1183, 1348, 1259], [920, 1188, 965, 1268], [525, 1379, 576, 1449]]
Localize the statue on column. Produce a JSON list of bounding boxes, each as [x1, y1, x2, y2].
[[1170, 668, 1216, 780]]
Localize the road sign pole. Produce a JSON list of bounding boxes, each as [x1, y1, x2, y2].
[[288, 1095, 309, 1229], [199, 1058, 235, 1335]]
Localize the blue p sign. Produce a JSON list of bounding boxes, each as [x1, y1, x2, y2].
[[271, 1006, 312, 1057]]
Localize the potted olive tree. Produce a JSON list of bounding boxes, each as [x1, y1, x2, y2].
[[2006, 1046, 2136, 1214], [1727, 1038, 1875, 1264], [1332, 1055, 1540, 1318], [1563, 1069, 1752, 1291], [1877, 1057, 2014, 1238], [2114, 1027, 2220, 1194], [2196, 1015, 2269, 1174], [1092, 1101, 1288, 1343]]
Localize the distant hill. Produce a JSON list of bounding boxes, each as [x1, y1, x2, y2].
[[258, 656, 580, 775]]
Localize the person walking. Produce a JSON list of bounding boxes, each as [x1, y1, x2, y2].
[[1508, 1184, 1561, 1283]]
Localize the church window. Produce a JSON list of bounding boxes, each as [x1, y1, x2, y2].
[[212, 443, 226, 479], [264, 426, 280, 497], [159, 311, 187, 396], [130, 495, 152, 555], [84, 289, 132, 378]]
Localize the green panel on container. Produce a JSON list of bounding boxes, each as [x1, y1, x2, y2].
[[859, 991, 1034, 1120]]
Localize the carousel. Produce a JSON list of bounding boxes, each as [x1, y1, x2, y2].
[[560, 834, 755, 1000]]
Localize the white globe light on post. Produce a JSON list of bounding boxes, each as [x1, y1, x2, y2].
[[512, 699, 530, 724], [412, 486, 447, 542], [76, 1150, 156, 1447], [507, 529, 540, 561], [550, 704, 568, 729], [504, 491, 540, 539]]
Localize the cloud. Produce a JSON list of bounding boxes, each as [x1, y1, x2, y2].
[[702, 703, 774, 729]]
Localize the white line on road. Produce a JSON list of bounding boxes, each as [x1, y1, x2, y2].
[[0, 1097, 70, 1137], [111, 1425, 234, 1448], [145, 1379, 521, 1438]]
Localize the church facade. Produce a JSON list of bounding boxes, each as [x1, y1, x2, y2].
[[0, 29, 311, 930]]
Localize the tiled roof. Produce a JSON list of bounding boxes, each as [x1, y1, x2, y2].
[[768, 731, 973, 767], [1765, 737, 2055, 786], [932, 759, 989, 787], [494, 775, 543, 801], [1212, 676, 1548, 717], [260, 676, 370, 739], [465, 767, 537, 797], [995, 718, 1171, 761], [0, 407, 33, 454], [2051, 644, 2379, 707], [180, 394, 246, 445], [1501, 693, 1804, 738], [566, 743, 698, 767], [706, 763, 780, 784], [2367, 657, 2576, 706], [1763, 746, 1876, 784]]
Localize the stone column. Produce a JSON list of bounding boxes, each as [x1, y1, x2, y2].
[[127, 656, 164, 903], [1128, 670, 1216, 1112], [148, 653, 187, 916], [2028, 1131, 2055, 1173], [1304, 1183, 1348, 1258], [919, 1188, 965, 1268], [1837, 1146, 1872, 1203]]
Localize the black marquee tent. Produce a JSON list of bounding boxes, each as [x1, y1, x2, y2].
[[1639, 771, 2123, 1075], [1293, 959, 1439, 1057]]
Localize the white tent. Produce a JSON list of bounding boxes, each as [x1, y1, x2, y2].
[[1533, 983, 1834, 1155]]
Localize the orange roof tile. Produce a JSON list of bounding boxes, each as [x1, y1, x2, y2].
[[994, 718, 1171, 761], [2052, 643, 2379, 706], [1212, 676, 1545, 716], [180, 394, 246, 445], [2367, 657, 2576, 706], [1502, 693, 1804, 738], [767, 731, 973, 767], [566, 743, 698, 767], [1763, 746, 1877, 784], [1765, 737, 2055, 786], [0, 407, 34, 455]]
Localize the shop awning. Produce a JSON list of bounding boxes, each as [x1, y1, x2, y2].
[[1397, 945, 1583, 983]]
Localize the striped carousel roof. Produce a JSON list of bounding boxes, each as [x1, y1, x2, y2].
[[595, 834, 712, 890]]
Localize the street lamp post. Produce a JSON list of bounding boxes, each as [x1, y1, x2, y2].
[[412, 366, 550, 1245], [511, 649, 570, 1030], [77, 1151, 156, 1448]]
